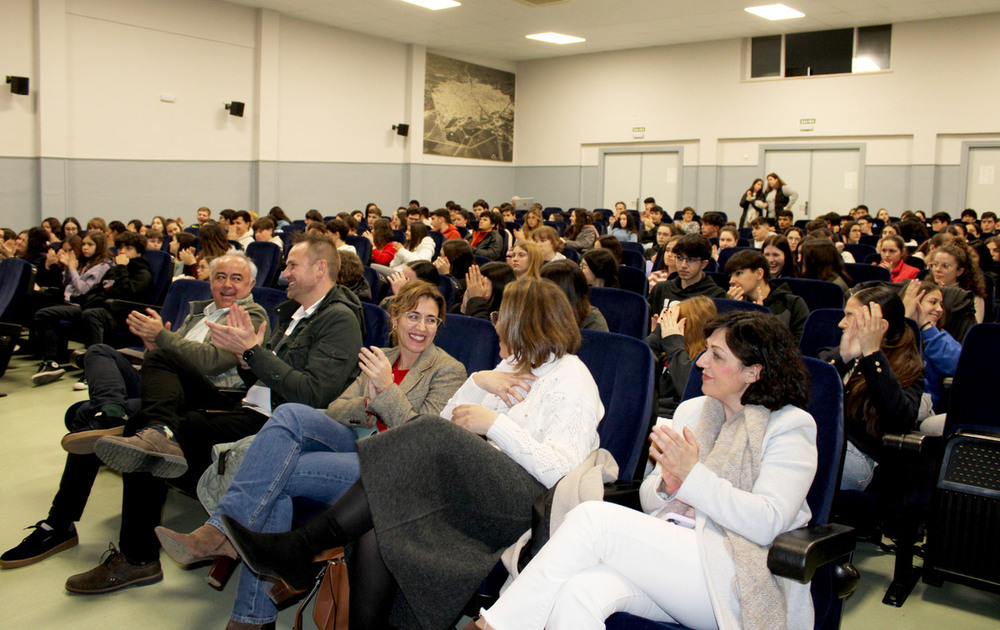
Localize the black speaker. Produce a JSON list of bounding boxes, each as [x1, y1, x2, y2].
[[225, 101, 245, 117], [393, 123, 409, 137], [6, 76, 29, 95]]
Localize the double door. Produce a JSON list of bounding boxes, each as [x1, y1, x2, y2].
[[602, 151, 681, 213], [764, 148, 862, 218]]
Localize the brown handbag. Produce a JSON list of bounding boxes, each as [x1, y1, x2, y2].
[[292, 548, 349, 630]]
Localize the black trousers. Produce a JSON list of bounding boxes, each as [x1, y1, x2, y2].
[[34, 303, 115, 362], [117, 348, 267, 562]]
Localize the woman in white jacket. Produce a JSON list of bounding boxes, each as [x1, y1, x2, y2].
[[474, 310, 818, 630]]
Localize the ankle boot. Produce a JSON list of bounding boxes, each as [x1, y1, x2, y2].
[[220, 515, 325, 592], [155, 524, 237, 565]]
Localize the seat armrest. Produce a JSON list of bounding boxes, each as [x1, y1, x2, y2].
[[105, 299, 161, 314], [767, 523, 856, 584]]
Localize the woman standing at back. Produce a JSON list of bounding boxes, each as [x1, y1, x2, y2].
[[764, 172, 798, 217]]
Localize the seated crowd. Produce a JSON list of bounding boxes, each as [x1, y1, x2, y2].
[[0, 195, 995, 629]]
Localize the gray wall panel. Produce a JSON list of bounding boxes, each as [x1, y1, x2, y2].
[[414, 164, 514, 210], [681, 166, 699, 210], [933, 165, 962, 213], [515, 166, 581, 209], [862, 166, 910, 215], [0, 157, 40, 230], [276, 162, 405, 214], [65, 160, 253, 222], [580, 166, 599, 209], [718, 166, 763, 224]]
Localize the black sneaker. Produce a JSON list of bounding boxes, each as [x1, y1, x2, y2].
[[0, 521, 78, 569], [32, 361, 65, 386]]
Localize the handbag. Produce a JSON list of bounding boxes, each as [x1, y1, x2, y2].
[[293, 548, 349, 630]]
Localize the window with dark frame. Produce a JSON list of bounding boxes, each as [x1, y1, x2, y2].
[[750, 25, 891, 79]]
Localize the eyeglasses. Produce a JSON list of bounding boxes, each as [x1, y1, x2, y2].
[[489, 311, 501, 327], [674, 256, 703, 266], [404, 311, 441, 327]]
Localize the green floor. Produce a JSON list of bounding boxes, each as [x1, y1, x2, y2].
[[0, 352, 997, 629]]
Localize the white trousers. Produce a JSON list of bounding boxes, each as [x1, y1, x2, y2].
[[482, 501, 718, 630]]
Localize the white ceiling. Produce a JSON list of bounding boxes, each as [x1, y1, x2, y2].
[[224, 0, 1000, 61]]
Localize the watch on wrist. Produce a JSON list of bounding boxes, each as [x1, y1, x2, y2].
[[242, 345, 260, 364]]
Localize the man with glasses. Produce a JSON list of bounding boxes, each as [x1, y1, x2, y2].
[[648, 234, 726, 315], [59, 232, 366, 595]]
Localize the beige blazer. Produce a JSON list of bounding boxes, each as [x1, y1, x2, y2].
[[326, 344, 466, 429]]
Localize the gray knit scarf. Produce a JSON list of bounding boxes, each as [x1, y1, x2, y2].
[[666, 398, 788, 630]]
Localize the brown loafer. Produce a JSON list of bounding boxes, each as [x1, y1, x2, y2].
[[65, 544, 162, 594]]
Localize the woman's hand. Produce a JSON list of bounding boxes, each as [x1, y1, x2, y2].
[[387, 270, 409, 296], [513, 228, 524, 241], [433, 255, 451, 275], [839, 314, 862, 362], [649, 424, 700, 495], [45, 248, 59, 268], [857, 301, 887, 357], [363, 230, 374, 243], [451, 404, 499, 435], [358, 346, 394, 395], [878, 258, 893, 270], [65, 250, 79, 271], [657, 304, 686, 338], [464, 265, 489, 300], [901, 280, 923, 322], [178, 248, 197, 266], [472, 370, 537, 408]]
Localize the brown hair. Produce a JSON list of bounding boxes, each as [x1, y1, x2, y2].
[[371, 218, 394, 249], [293, 231, 341, 281], [932, 239, 986, 299], [512, 240, 543, 278], [677, 296, 718, 359], [495, 277, 580, 372], [388, 279, 445, 346], [531, 226, 563, 253]]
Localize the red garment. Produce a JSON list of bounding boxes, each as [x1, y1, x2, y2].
[[441, 224, 461, 240], [372, 361, 409, 433], [370, 241, 398, 266], [885, 259, 919, 283], [470, 230, 488, 248]]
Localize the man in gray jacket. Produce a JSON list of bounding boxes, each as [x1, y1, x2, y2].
[[1, 252, 267, 570]]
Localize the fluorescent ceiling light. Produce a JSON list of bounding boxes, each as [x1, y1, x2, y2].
[[400, 0, 460, 10], [525, 32, 586, 45], [745, 4, 805, 20]]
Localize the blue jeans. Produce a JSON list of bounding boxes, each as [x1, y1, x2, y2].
[[840, 441, 877, 491], [208, 403, 362, 624]]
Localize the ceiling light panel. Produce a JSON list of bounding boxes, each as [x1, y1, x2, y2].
[[400, 0, 460, 10], [525, 32, 586, 44], [745, 4, 805, 21]]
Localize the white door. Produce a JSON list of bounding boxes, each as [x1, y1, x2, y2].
[[967, 147, 1000, 213], [602, 151, 681, 214], [765, 148, 861, 219]]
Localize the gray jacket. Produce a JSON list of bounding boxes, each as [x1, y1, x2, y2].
[[327, 344, 466, 429]]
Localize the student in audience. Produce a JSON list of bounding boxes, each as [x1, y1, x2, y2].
[[930, 212, 951, 233], [700, 212, 725, 240], [382, 260, 441, 311], [219, 277, 603, 630], [540, 260, 608, 331], [252, 216, 283, 248], [609, 212, 640, 243], [163, 219, 182, 238], [930, 240, 988, 323], [876, 208, 891, 223], [434, 238, 476, 302], [324, 218, 356, 256], [857, 215, 874, 237], [461, 262, 516, 318], [41, 217, 63, 242], [650, 229, 679, 273], [231, 211, 254, 249], [646, 296, 716, 418], [901, 280, 960, 427], [945, 223, 968, 240], [562, 209, 599, 252], [126, 219, 142, 233], [738, 177, 767, 227], [144, 229, 163, 252], [171, 232, 198, 278], [430, 207, 462, 240], [374, 221, 434, 277], [581, 248, 619, 288], [337, 250, 371, 302], [148, 216, 166, 234], [154, 280, 464, 629], [776, 209, 794, 233], [516, 208, 544, 241], [717, 225, 739, 252], [365, 217, 398, 268], [764, 172, 798, 216], [784, 226, 805, 262], [59, 230, 114, 305], [473, 310, 815, 630], [1, 254, 266, 571], [0, 228, 17, 259], [467, 210, 504, 261], [725, 249, 808, 341], [531, 226, 566, 263], [750, 217, 772, 249], [593, 234, 623, 265], [508, 240, 543, 280], [843, 221, 862, 244], [61, 217, 82, 241], [980, 211, 997, 238], [31, 232, 153, 385], [762, 234, 797, 278], [199, 221, 232, 259], [649, 234, 727, 314], [640, 205, 669, 244], [266, 206, 291, 232], [196, 206, 211, 225], [677, 207, 700, 235], [877, 234, 920, 283], [799, 238, 853, 294], [821, 285, 922, 491]]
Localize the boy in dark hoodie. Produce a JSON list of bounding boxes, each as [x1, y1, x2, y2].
[[724, 248, 809, 341]]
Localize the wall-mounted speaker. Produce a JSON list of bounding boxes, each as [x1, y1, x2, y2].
[[392, 123, 409, 137], [225, 101, 245, 117], [6, 76, 29, 95]]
